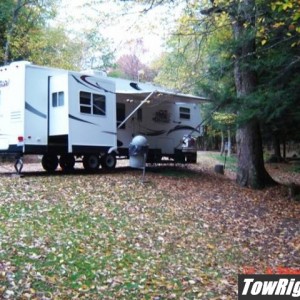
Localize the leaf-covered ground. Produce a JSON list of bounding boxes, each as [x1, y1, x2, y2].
[[0, 154, 299, 299]]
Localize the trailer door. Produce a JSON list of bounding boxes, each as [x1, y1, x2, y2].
[[48, 74, 68, 137]]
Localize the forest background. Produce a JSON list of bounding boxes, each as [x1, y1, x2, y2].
[[0, 0, 299, 189]]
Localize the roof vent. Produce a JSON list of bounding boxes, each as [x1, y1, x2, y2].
[[130, 82, 141, 90]]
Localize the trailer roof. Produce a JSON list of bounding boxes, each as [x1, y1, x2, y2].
[[110, 77, 208, 104]]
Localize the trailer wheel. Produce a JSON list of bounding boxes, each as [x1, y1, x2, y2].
[[101, 153, 116, 169], [186, 153, 197, 163], [42, 154, 58, 172], [59, 154, 75, 171], [83, 154, 100, 171]]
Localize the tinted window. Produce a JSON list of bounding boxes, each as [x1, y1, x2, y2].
[[80, 91, 106, 116], [179, 107, 190, 119]]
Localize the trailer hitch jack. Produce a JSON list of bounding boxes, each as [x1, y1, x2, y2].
[[14, 156, 23, 174]]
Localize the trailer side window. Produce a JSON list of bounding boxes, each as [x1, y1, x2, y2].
[[52, 91, 64, 107], [80, 92, 91, 114], [80, 91, 106, 116], [179, 107, 190, 120], [93, 94, 106, 116]]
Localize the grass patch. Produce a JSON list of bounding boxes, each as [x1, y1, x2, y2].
[[291, 163, 300, 173], [0, 174, 226, 299], [207, 153, 237, 172], [0, 166, 298, 299], [149, 166, 196, 178]]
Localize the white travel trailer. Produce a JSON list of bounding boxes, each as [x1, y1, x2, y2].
[[0, 61, 117, 171], [0, 61, 206, 172]]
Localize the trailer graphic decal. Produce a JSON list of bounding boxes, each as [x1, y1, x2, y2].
[[102, 131, 117, 136], [25, 102, 46, 119], [138, 125, 198, 137], [140, 129, 166, 136], [68, 114, 98, 126], [0, 80, 9, 87], [71, 75, 114, 94], [167, 125, 198, 135]]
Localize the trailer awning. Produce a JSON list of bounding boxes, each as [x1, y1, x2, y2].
[[113, 78, 208, 129], [111, 77, 208, 104]]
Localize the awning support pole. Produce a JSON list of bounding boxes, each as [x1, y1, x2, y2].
[[117, 90, 156, 129]]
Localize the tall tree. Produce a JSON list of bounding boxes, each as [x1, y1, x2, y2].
[[27, 27, 83, 70], [0, 0, 56, 65], [255, 0, 300, 161], [229, 0, 275, 188], [138, 0, 299, 188], [0, 0, 85, 70], [200, 0, 299, 186], [111, 38, 157, 81], [175, 0, 276, 188]]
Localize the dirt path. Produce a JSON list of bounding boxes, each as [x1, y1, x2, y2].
[[1, 151, 300, 186]]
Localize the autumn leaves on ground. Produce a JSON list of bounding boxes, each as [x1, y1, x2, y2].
[[0, 153, 299, 299]]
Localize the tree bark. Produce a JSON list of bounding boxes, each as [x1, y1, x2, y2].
[[236, 119, 274, 188], [283, 137, 286, 160], [220, 130, 225, 155], [227, 128, 231, 157], [232, 0, 275, 188], [272, 132, 283, 162]]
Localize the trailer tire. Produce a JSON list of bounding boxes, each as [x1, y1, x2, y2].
[[147, 150, 162, 164], [101, 153, 116, 169], [83, 154, 100, 171], [186, 153, 197, 163], [59, 154, 75, 171], [42, 154, 58, 172]]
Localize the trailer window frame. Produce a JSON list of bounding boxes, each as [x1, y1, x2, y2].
[[52, 91, 64, 107], [80, 91, 106, 116], [93, 94, 106, 116], [179, 106, 190, 120]]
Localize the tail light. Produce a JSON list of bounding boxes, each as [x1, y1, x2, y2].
[[18, 136, 24, 142], [189, 138, 196, 147]]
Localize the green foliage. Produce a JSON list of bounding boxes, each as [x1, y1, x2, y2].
[[79, 27, 116, 71], [212, 112, 236, 126], [151, 0, 300, 143], [0, 0, 58, 65], [0, 0, 86, 70], [16, 26, 83, 70]]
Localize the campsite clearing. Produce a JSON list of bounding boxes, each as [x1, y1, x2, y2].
[[0, 154, 299, 299]]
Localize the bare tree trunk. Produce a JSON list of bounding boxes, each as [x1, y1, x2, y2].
[[236, 119, 274, 188], [283, 137, 286, 160], [232, 0, 275, 188], [227, 128, 231, 157], [272, 132, 283, 162], [220, 130, 225, 155]]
